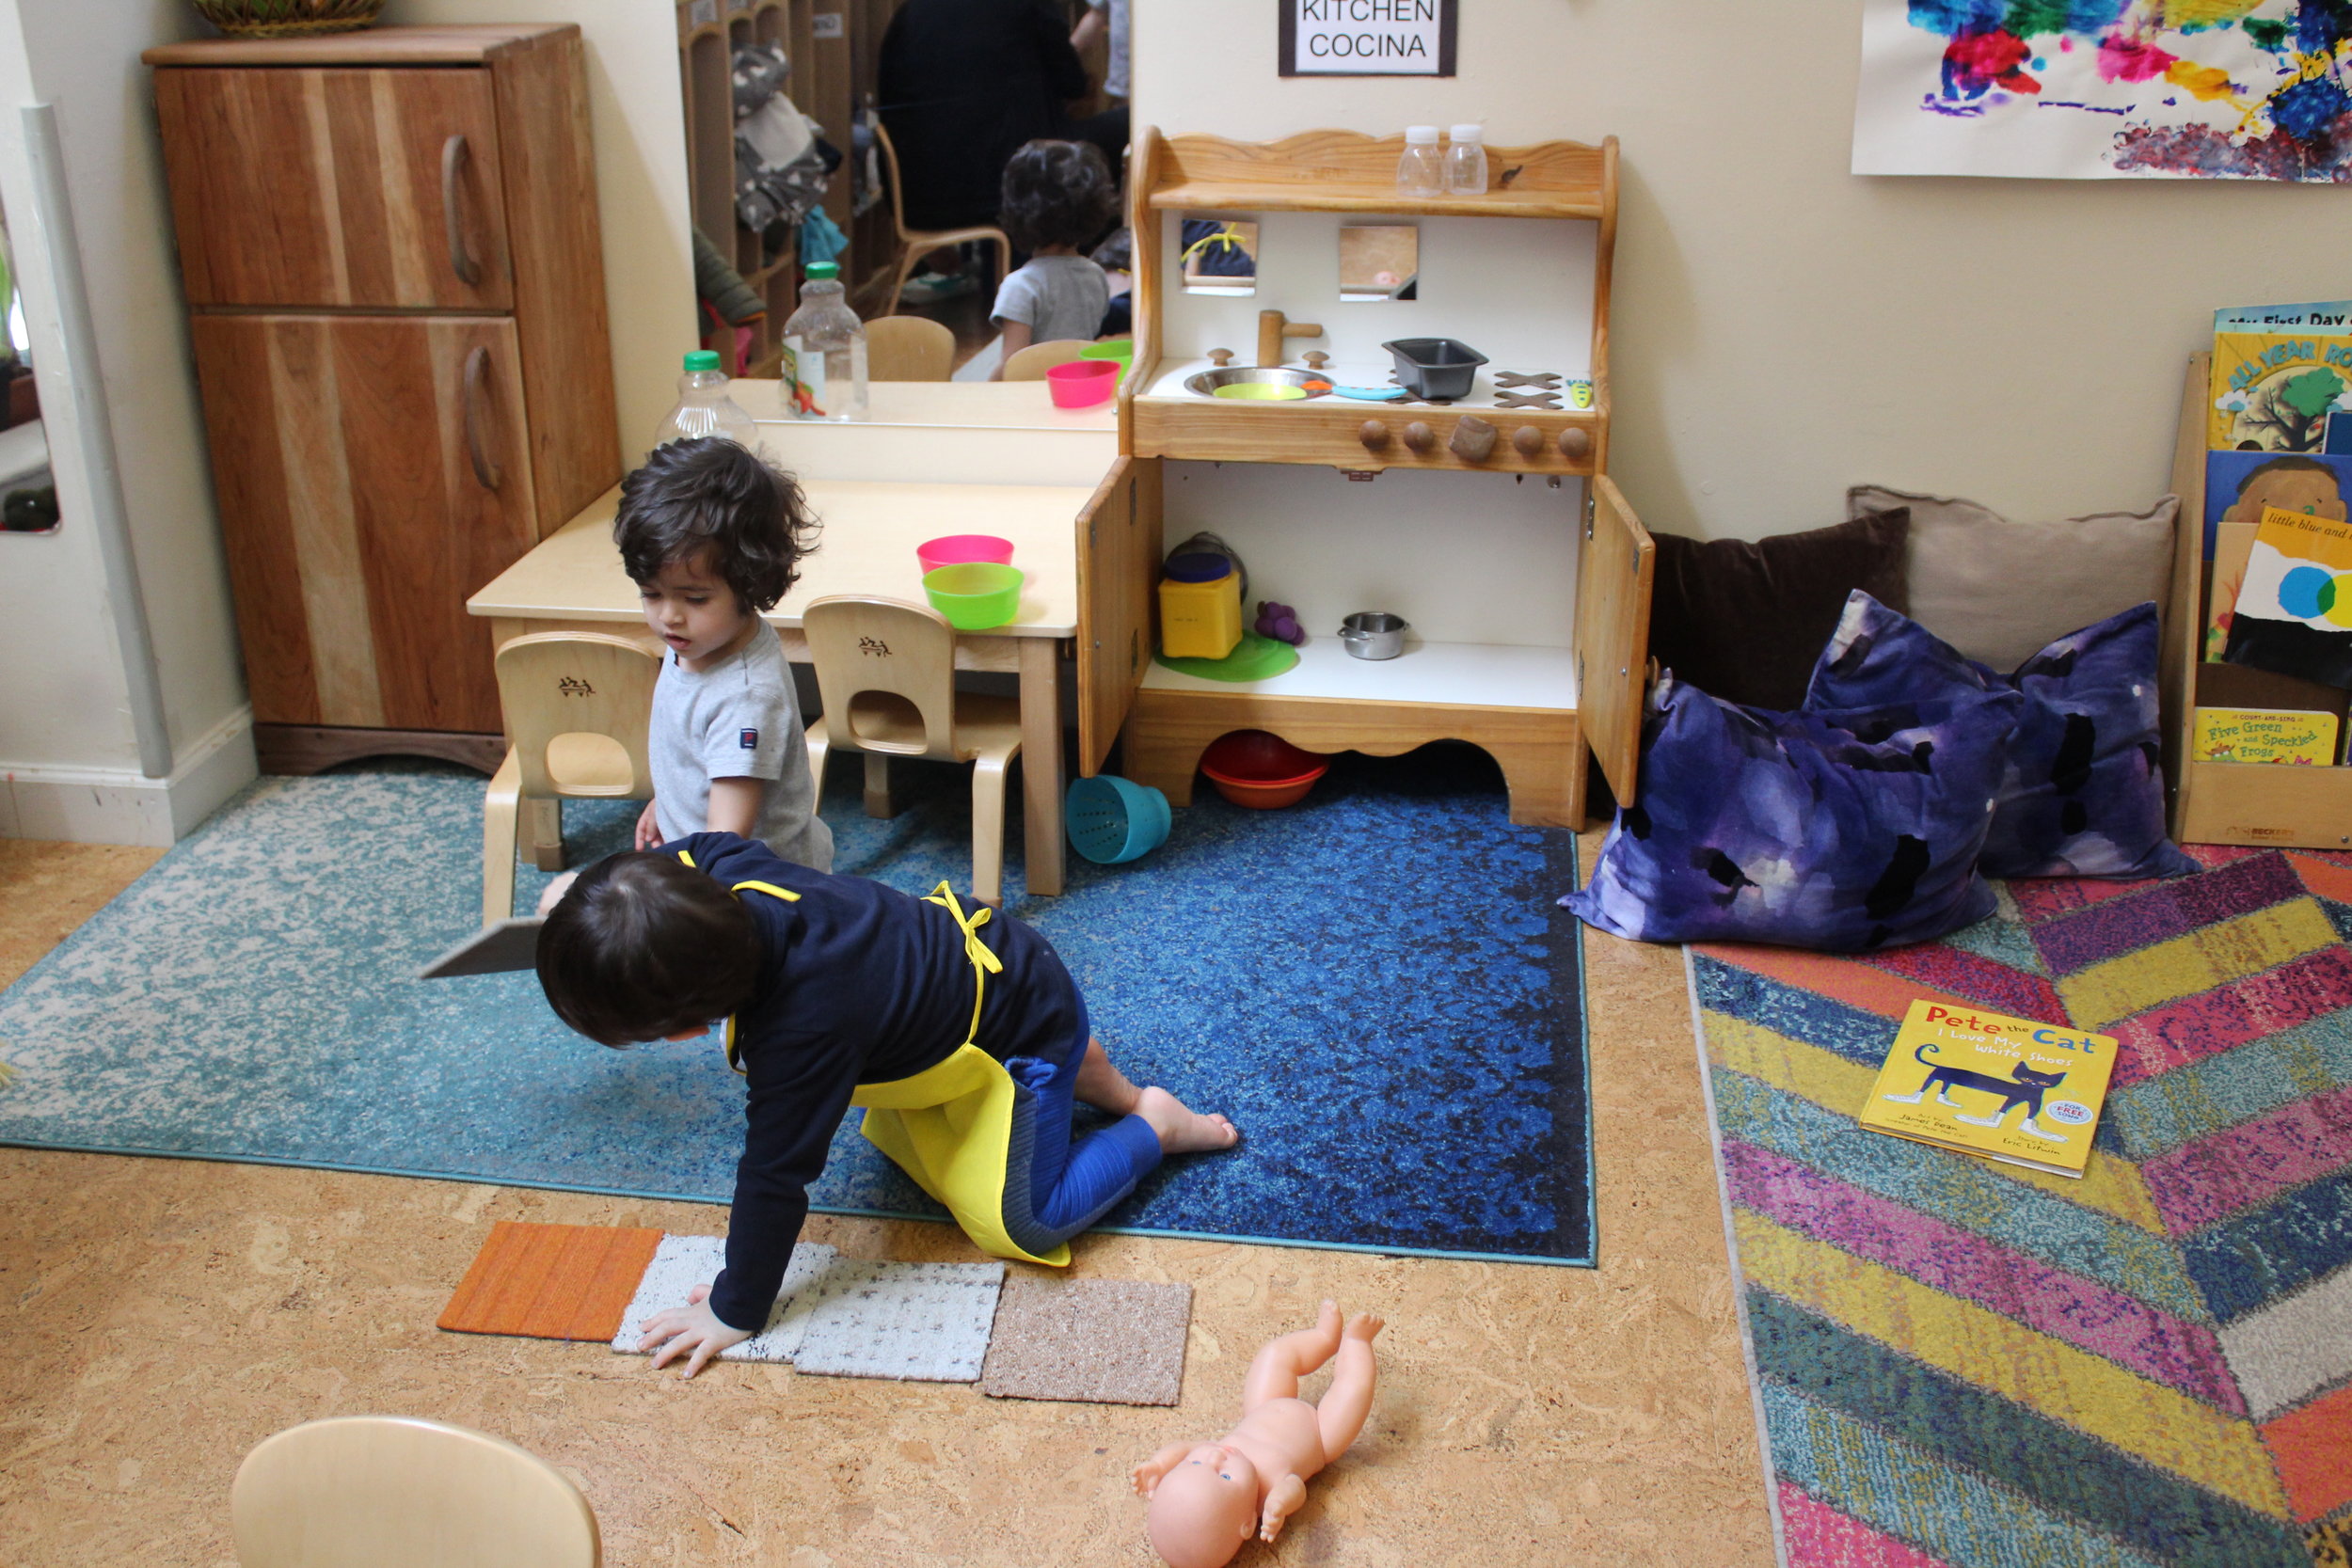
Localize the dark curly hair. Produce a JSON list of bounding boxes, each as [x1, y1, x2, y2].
[[614, 437, 819, 612], [998, 138, 1120, 255], [537, 851, 763, 1047]]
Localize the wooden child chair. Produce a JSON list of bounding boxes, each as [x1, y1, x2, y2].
[[871, 119, 1012, 319], [1000, 339, 1095, 381], [802, 595, 1024, 905], [230, 1416, 599, 1568], [483, 630, 663, 925], [865, 314, 956, 381]]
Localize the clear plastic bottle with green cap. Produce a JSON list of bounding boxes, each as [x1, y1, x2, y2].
[[654, 349, 757, 450], [782, 260, 869, 420]]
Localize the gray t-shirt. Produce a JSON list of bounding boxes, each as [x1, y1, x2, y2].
[[991, 255, 1110, 347], [650, 618, 834, 871]]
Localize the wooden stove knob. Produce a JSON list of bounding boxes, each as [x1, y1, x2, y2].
[[1512, 425, 1546, 458], [1557, 426, 1593, 461], [1303, 351, 1330, 371], [1207, 347, 1234, 368], [1448, 415, 1499, 462], [1359, 420, 1391, 451], [1402, 420, 1436, 452]]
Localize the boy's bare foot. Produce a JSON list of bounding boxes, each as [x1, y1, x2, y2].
[[1136, 1085, 1241, 1154], [1344, 1312, 1385, 1342]]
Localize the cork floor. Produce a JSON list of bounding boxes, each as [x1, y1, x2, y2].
[[0, 832, 1772, 1568]]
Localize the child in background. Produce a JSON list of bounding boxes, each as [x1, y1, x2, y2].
[[614, 437, 834, 871], [988, 138, 1120, 380]]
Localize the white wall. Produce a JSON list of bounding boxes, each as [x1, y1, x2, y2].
[[1134, 0, 2349, 541], [0, 0, 253, 844], [382, 0, 696, 452]]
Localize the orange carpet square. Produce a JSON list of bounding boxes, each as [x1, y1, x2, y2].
[[437, 1220, 663, 1341]]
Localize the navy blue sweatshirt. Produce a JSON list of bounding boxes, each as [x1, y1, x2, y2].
[[672, 832, 1000, 1331]]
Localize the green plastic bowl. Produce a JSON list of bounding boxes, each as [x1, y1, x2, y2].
[[923, 562, 1025, 630], [1078, 340, 1133, 386]]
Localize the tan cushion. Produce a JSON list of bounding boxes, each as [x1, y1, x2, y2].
[[1849, 484, 2177, 673]]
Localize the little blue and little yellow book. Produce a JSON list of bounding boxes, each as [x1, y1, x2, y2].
[[1858, 1000, 2117, 1178]]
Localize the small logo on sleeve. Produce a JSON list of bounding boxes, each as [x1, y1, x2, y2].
[[739, 728, 759, 749]]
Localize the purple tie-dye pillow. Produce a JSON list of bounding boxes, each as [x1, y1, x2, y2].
[[1805, 592, 2195, 880], [1564, 673, 2022, 952]]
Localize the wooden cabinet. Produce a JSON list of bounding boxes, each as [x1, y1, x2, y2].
[[1090, 129, 1654, 828], [147, 24, 618, 769]]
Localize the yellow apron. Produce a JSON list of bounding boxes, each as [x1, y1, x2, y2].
[[704, 857, 1070, 1268]]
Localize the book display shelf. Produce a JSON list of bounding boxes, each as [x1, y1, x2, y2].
[[2166, 354, 2352, 849]]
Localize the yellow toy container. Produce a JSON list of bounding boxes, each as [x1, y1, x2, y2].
[[1158, 554, 1243, 659]]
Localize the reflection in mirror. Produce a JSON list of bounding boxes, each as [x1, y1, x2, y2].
[[1180, 217, 1257, 295], [1340, 224, 1418, 303], [0, 200, 56, 534]]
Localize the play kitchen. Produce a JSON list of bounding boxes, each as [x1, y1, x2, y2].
[[1089, 128, 1652, 833]]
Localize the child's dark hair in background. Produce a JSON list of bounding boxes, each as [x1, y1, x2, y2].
[[997, 138, 1119, 256], [613, 437, 819, 610], [538, 851, 760, 1045]]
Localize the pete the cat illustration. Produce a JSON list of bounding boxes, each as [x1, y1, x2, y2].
[[1882, 1042, 2069, 1142], [1858, 1001, 2117, 1178]]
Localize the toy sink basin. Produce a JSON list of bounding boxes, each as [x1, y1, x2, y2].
[[1183, 366, 1331, 399]]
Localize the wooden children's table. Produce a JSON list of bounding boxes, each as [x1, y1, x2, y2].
[[466, 383, 1120, 897]]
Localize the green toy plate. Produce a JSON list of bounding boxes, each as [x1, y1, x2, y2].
[[1154, 631, 1300, 682], [1212, 382, 1308, 401]]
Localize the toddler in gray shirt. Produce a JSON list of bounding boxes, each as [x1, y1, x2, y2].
[[616, 438, 834, 872], [989, 138, 1121, 379]]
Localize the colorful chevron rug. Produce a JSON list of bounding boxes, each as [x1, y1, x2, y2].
[[1692, 846, 2352, 1568]]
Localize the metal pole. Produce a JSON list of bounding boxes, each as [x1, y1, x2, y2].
[[21, 102, 172, 779]]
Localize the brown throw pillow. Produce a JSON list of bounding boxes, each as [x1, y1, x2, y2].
[[1646, 509, 1912, 711]]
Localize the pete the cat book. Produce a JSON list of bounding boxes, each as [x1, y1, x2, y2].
[[1858, 1000, 2117, 1178]]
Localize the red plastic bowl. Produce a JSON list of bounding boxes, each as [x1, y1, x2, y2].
[[1200, 729, 1330, 809], [1045, 357, 1120, 408], [915, 533, 1015, 575]]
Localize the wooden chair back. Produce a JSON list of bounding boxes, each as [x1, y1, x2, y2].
[[493, 631, 662, 800], [865, 314, 955, 381], [230, 1416, 599, 1568], [1001, 340, 1095, 381], [867, 117, 1013, 319], [802, 595, 963, 763], [873, 116, 914, 244]]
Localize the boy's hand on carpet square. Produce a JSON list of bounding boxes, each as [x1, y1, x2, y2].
[[637, 1282, 751, 1378]]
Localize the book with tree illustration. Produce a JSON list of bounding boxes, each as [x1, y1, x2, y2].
[[1858, 1000, 2116, 1178], [2209, 301, 2352, 453]]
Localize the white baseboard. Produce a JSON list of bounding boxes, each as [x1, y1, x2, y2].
[[0, 706, 258, 847]]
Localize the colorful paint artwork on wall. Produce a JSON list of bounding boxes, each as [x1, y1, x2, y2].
[[1852, 0, 2352, 181]]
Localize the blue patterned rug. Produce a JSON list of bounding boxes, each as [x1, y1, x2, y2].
[[0, 746, 1590, 1265]]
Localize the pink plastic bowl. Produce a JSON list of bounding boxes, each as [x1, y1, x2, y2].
[[915, 533, 1016, 576], [1045, 357, 1120, 408]]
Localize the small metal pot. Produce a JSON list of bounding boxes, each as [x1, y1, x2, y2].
[[1338, 611, 1408, 660]]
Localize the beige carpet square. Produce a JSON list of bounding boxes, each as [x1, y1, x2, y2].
[[980, 1277, 1193, 1405]]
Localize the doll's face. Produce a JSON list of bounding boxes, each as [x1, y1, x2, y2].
[[1145, 1446, 1260, 1568]]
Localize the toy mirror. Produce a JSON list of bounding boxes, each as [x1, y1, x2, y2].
[[0, 199, 57, 535], [1339, 225, 1417, 303], [1180, 217, 1257, 295]]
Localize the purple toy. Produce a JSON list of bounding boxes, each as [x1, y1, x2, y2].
[[1254, 600, 1305, 646]]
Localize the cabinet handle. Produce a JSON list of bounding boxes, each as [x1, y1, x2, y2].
[[441, 134, 481, 287], [463, 345, 502, 492]]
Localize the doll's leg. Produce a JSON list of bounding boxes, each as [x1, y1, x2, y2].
[[1312, 1313, 1383, 1461], [1242, 1301, 1343, 1413]]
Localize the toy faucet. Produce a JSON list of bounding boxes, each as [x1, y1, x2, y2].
[[1133, 1302, 1384, 1567], [1256, 309, 1324, 369]]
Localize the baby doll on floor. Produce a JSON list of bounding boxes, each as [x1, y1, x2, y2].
[[1133, 1302, 1384, 1568]]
